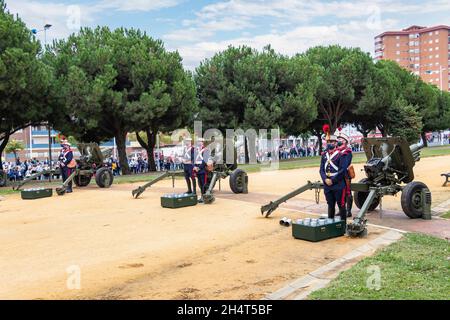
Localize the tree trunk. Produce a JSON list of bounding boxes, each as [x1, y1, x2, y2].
[[136, 129, 157, 172], [0, 131, 11, 170], [315, 132, 323, 154], [420, 131, 428, 147], [115, 131, 130, 175], [244, 137, 249, 164]]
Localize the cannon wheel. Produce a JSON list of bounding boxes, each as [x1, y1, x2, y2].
[[353, 178, 380, 211], [95, 167, 114, 188], [74, 173, 92, 187], [401, 181, 429, 219], [229, 169, 247, 194], [0, 170, 6, 187]]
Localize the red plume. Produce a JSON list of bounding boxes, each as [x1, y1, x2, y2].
[[322, 124, 331, 142]]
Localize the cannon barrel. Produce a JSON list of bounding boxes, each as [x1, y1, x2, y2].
[[410, 141, 424, 153], [410, 141, 424, 162]]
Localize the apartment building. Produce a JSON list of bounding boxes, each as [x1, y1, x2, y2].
[[4, 126, 136, 162], [374, 25, 450, 91]]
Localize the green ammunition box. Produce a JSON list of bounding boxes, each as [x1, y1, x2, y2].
[[160, 193, 198, 209], [292, 221, 346, 242], [21, 188, 53, 200]]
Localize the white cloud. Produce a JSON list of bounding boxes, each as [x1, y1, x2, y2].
[[96, 0, 182, 12], [6, 0, 98, 44], [166, 0, 450, 68], [174, 19, 399, 70], [5, 0, 184, 46]]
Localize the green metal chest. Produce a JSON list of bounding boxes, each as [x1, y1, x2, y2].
[[21, 188, 53, 200], [160, 193, 198, 208], [292, 220, 346, 242]]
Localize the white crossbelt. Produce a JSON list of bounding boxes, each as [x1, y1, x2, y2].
[[326, 151, 339, 170], [195, 148, 205, 164]]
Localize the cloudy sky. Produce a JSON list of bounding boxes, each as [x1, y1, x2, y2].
[[6, 0, 450, 69]]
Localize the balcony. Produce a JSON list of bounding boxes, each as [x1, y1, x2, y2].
[[30, 143, 61, 149], [32, 130, 58, 136]]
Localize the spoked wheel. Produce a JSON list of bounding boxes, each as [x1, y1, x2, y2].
[[229, 169, 248, 194], [401, 181, 430, 219], [95, 167, 114, 188], [353, 178, 380, 211], [74, 174, 92, 187]]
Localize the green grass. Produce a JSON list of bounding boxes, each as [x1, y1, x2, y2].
[[0, 188, 20, 196], [309, 233, 450, 300], [113, 173, 160, 184], [420, 145, 450, 157], [441, 211, 450, 219]]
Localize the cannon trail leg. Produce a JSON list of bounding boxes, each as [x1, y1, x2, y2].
[[203, 172, 220, 204], [131, 171, 171, 199], [13, 170, 55, 191], [260, 181, 323, 218], [347, 188, 377, 237], [56, 170, 78, 196]]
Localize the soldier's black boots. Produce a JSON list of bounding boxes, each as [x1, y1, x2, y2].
[[185, 178, 197, 194], [328, 206, 335, 219], [185, 178, 192, 194], [346, 194, 353, 218]]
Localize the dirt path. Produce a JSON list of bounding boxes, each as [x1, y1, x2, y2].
[[0, 155, 448, 300]]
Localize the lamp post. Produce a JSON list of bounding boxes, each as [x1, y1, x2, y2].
[[32, 24, 53, 179], [438, 66, 447, 146]]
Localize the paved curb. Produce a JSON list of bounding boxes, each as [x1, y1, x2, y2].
[[432, 199, 450, 215], [263, 230, 404, 300]]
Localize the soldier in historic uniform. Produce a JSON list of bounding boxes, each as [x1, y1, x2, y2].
[[320, 125, 347, 222], [194, 138, 210, 203], [335, 128, 354, 218], [58, 140, 76, 193], [182, 137, 196, 194]]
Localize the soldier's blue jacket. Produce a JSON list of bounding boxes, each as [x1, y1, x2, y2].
[[195, 147, 210, 175], [182, 146, 196, 164], [340, 147, 353, 179], [319, 149, 346, 190], [58, 148, 73, 167]]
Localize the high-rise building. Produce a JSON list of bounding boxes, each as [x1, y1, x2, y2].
[[374, 25, 450, 91]]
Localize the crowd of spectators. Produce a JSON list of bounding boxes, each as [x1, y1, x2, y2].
[[2, 158, 60, 182]]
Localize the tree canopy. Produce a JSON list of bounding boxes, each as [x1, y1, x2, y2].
[[0, 0, 53, 169], [46, 26, 197, 173]]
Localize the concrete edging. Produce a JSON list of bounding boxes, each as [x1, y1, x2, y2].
[[263, 230, 404, 300]]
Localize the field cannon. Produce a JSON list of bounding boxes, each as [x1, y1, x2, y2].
[[260, 137, 432, 237], [132, 139, 248, 203], [55, 143, 113, 195], [13, 143, 114, 195]]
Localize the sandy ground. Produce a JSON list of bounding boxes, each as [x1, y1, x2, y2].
[[0, 155, 448, 300]]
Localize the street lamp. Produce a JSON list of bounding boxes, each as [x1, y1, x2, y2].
[[32, 24, 54, 179], [437, 66, 447, 145]]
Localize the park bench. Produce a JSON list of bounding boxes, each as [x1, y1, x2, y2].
[[441, 173, 450, 187]]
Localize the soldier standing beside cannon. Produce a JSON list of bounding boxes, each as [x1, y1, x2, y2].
[[194, 138, 210, 203], [336, 128, 354, 218], [320, 125, 347, 223], [58, 140, 76, 193], [182, 137, 197, 195]]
